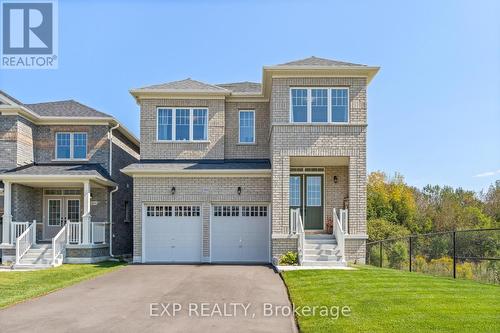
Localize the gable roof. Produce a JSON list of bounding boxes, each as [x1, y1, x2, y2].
[[25, 100, 112, 118], [216, 81, 262, 94], [134, 78, 230, 93], [276, 56, 366, 67]]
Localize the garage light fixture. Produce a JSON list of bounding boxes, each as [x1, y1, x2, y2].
[[334, 176, 338, 184], [171, 187, 176, 195], [237, 186, 242, 195]]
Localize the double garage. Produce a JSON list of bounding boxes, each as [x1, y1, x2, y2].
[[143, 203, 270, 263]]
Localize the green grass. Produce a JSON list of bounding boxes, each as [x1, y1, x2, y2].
[[0, 261, 126, 309], [282, 265, 500, 333]]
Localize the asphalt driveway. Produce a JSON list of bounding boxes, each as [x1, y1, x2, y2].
[[0, 265, 296, 333]]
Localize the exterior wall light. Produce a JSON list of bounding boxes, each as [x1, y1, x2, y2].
[[171, 187, 176, 195], [333, 176, 338, 184], [237, 186, 242, 195]]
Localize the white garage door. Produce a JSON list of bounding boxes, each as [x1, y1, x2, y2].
[[144, 205, 202, 262], [211, 205, 270, 263]]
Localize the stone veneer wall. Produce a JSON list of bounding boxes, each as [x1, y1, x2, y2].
[[133, 176, 271, 262]]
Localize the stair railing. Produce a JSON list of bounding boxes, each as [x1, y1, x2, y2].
[[52, 221, 68, 266], [333, 208, 346, 263], [15, 220, 36, 265], [291, 208, 305, 265]]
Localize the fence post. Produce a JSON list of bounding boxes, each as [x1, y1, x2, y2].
[[379, 241, 383, 267], [452, 231, 456, 279], [409, 236, 412, 272]]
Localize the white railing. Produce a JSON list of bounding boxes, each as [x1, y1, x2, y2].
[[91, 222, 109, 244], [290, 208, 305, 265], [333, 208, 347, 263], [52, 224, 67, 266], [340, 209, 348, 234], [67, 221, 81, 244], [15, 220, 36, 265], [11, 222, 29, 243]]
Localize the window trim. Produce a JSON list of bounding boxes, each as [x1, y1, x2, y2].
[[55, 132, 88, 160], [238, 109, 256, 144], [289, 87, 350, 124], [156, 107, 209, 142]]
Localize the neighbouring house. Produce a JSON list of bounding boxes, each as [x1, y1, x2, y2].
[[0, 91, 140, 268], [122, 56, 379, 266]]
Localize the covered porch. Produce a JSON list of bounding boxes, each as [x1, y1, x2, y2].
[[0, 164, 115, 266]]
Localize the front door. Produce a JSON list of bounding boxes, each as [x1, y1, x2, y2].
[[290, 174, 324, 230], [44, 197, 81, 239]]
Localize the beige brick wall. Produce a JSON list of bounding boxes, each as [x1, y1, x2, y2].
[[139, 98, 225, 160], [325, 166, 349, 228], [132, 176, 271, 261], [345, 238, 366, 264], [224, 102, 270, 159], [270, 77, 367, 124]]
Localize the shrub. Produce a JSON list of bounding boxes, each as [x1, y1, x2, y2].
[[388, 241, 408, 269], [279, 251, 298, 266]]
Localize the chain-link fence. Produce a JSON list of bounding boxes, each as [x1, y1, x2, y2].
[[366, 228, 500, 284]]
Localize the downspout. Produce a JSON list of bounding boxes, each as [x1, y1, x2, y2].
[[108, 123, 120, 258]]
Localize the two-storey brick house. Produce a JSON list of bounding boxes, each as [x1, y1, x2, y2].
[[123, 57, 379, 265], [0, 91, 140, 268]]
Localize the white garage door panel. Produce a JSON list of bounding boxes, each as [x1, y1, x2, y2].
[[212, 205, 270, 263], [144, 206, 202, 263]]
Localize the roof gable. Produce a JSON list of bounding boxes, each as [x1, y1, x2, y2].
[[216, 81, 262, 94], [135, 78, 230, 93]]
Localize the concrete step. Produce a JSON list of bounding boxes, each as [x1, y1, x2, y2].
[[13, 263, 53, 270], [304, 255, 342, 261], [304, 248, 340, 256], [22, 254, 54, 260], [301, 260, 346, 267], [31, 244, 52, 249], [304, 243, 338, 250], [304, 239, 337, 245], [20, 258, 53, 265], [305, 234, 335, 240]]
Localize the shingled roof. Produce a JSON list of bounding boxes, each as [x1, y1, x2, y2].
[[135, 78, 230, 93], [3, 163, 114, 181], [25, 100, 112, 118], [276, 56, 366, 67], [216, 81, 262, 94]]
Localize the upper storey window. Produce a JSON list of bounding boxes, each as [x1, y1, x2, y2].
[[157, 108, 208, 142], [239, 110, 255, 144], [290, 87, 349, 123], [55, 132, 87, 160]]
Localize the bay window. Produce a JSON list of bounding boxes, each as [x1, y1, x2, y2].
[[290, 87, 349, 123], [157, 107, 208, 141]]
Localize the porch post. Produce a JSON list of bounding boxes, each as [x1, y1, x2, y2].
[[2, 181, 12, 244], [82, 180, 92, 244]]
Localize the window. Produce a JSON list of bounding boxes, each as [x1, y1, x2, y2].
[[306, 176, 322, 206], [146, 205, 199, 218], [213, 205, 241, 217], [332, 88, 349, 122], [193, 109, 208, 140], [158, 108, 173, 140], [311, 89, 328, 122], [55, 132, 87, 160], [289, 176, 301, 206], [291, 89, 308, 122], [157, 108, 209, 142], [290, 88, 349, 123], [239, 110, 255, 143], [176, 109, 190, 141]]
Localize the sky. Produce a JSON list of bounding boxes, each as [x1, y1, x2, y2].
[[1, 0, 499, 192]]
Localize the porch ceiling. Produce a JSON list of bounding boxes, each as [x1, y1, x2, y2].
[[290, 156, 349, 167]]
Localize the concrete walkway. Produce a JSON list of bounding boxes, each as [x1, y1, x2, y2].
[[0, 265, 296, 333]]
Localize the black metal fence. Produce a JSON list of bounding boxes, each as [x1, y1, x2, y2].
[[366, 228, 500, 284]]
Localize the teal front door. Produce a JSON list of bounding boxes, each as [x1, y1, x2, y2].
[[290, 174, 324, 230]]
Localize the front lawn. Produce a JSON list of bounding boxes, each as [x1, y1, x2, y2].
[[282, 265, 500, 333], [0, 261, 126, 309]]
